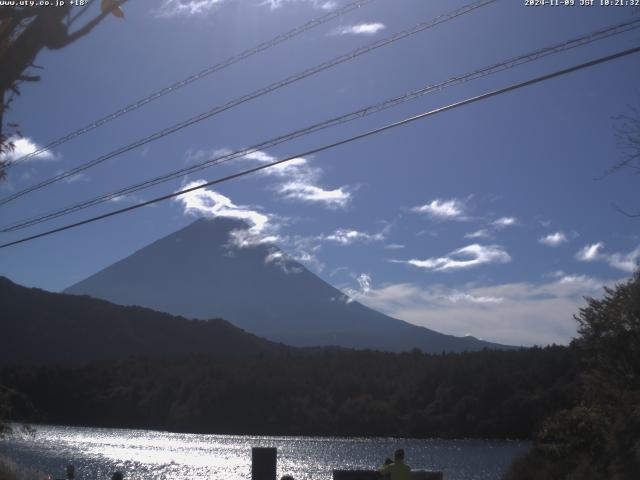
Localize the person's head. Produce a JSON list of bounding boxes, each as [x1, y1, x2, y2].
[[111, 471, 124, 480], [394, 449, 405, 462], [66, 464, 75, 479]]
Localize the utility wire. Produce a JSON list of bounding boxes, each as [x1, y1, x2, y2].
[[0, 0, 496, 206], [1, 45, 638, 250], [4, 0, 378, 168], [2, 18, 638, 233]]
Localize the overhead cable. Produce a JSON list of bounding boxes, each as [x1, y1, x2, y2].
[[0, 0, 496, 205], [1, 45, 638, 250], [3, 0, 379, 168], [3, 18, 638, 233]]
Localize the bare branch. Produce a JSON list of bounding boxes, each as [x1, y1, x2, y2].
[[603, 103, 640, 177], [613, 203, 640, 218]]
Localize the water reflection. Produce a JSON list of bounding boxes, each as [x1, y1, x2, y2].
[[0, 425, 529, 480]]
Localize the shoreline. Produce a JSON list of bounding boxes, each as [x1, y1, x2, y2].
[[6, 422, 533, 443]]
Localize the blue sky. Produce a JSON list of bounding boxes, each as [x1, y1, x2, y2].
[[0, 0, 638, 346]]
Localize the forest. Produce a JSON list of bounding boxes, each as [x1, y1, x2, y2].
[[1, 274, 638, 479], [1, 345, 578, 440]]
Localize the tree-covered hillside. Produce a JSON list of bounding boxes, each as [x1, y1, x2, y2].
[[0, 276, 288, 365], [1, 346, 578, 440]]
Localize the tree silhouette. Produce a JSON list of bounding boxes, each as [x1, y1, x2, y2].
[[504, 272, 640, 479], [0, 0, 128, 178], [610, 105, 640, 217]]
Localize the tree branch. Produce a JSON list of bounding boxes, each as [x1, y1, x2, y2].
[[67, 0, 96, 28], [613, 203, 640, 218], [60, 0, 128, 48], [17, 74, 40, 82]]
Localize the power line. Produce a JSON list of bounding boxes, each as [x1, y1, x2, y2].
[[2, 18, 638, 233], [3, 0, 378, 168], [1, 45, 638, 250], [0, 0, 496, 206]]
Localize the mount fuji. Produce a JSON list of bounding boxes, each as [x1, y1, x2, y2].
[[65, 217, 511, 353]]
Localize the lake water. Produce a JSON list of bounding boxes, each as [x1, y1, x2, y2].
[[0, 425, 529, 480]]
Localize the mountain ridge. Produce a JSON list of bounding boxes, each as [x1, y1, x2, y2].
[[64, 217, 513, 353], [0, 275, 288, 365]]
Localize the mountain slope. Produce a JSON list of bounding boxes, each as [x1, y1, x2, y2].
[[65, 217, 511, 352], [0, 276, 286, 365]]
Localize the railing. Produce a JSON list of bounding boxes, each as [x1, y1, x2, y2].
[[332, 470, 443, 480], [250, 447, 444, 480]]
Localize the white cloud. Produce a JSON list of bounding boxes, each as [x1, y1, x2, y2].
[[262, 0, 335, 10], [546, 270, 566, 279], [357, 273, 372, 293], [344, 274, 624, 346], [576, 242, 604, 262], [262, 233, 326, 273], [174, 180, 283, 248], [177, 180, 269, 231], [320, 227, 386, 246], [154, 0, 225, 18], [184, 147, 232, 164], [342, 272, 373, 304], [539, 231, 568, 247], [242, 150, 352, 208], [411, 198, 466, 220], [332, 23, 386, 36], [465, 229, 491, 239], [265, 250, 285, 264], [443, 292, 504, 304], [556, 274, 604, 289], [279, 182, 350, 208], [608, 247, 640, 273], [108, 193, 142, 204], [575, 242, 640, 273], [0, 137, 57, 163], [384, 244, 405, 250], [291, 249, 324, 273], [243, 150, 309, 176], [264, 249, 303, 274], [394, 244, 511, 272], [229, 229, 282, 248], [491, 216, 517, 228]]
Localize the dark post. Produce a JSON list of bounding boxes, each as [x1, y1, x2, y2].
[[252, 447, 277, 480]]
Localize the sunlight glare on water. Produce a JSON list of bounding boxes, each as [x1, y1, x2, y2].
[[0, 425, 529, 480]]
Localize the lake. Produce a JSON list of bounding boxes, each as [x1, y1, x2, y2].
[[0, 425, 529, 480]]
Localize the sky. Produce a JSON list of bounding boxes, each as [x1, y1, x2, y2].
[[0, 0, 639, 346]]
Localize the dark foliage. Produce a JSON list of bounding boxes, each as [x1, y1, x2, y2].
[[0, 345, 579, 440], [0, 276, 289, 365], [0, 274, 581, 440], [0, 2, 128, 179], [503, 272, 640, 480]]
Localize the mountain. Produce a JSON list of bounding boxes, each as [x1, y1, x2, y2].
[[0, 276, 287, 365], [65, 217, 511, 352]]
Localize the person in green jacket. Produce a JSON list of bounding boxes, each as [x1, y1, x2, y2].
[[379, 449, 411, 480]]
